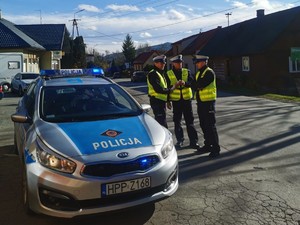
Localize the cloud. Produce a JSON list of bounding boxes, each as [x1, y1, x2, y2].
[[140, 32, 152, 38], [167, 9, 186, 20], [231, 1, 248, 9], [78, 4, 101, 13], [106, 4, 139, 12], [177, 4, 194, 12], [145, 7, 155, 12]]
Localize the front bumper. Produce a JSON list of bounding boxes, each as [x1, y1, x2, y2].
[[26, 150, 178, 218]]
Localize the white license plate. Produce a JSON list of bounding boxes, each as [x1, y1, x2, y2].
[[102, 177, 151, 196]]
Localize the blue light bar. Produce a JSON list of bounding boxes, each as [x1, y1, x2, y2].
[[40, 68, 104, 77]]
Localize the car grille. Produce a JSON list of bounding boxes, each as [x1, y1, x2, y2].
[[82, 155, 160, 177]]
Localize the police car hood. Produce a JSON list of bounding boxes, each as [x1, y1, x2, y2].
[[36, 113, 167, 157]]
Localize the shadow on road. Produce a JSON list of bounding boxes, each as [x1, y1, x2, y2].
[[179, 125, 300, 183]]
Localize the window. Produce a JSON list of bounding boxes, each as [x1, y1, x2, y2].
[[289, 48, 300, 72], [242, 56, 250, 71], [8, 61, 20, 69]]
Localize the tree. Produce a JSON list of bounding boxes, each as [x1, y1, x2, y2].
[[73, 36, 86, 68], [122, 34, 136, 68]]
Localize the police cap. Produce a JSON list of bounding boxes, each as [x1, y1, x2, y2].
[[193, 54, 209, 63], [153, 55, 166, 64], [170, 54, 183, 63]]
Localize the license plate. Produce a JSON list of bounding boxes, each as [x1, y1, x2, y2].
[[102, 177, 151, 196]]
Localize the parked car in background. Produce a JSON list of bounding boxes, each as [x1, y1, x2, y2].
[[112, 72, 121, 79], [11, 72, 39, 96], [0, 85, 4, 100], [11, 69, 178, 218], [131, 71, 147, 82]]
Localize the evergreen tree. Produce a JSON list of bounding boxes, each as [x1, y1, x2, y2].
[[122, 34, 136, 67]]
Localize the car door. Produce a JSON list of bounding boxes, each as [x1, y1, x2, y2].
[[12, 73, 20, 91], [14, 81, 38, 155]]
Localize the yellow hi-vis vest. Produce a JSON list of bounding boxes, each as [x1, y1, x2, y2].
[[167, 68, 193, 101], [195, 67, 217, 102], [147, 69, 168, 101]]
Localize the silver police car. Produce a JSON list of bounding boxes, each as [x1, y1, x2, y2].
[[11, 69, 178, 218]]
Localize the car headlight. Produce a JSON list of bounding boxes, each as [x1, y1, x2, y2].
[[161, 134, 175, 159], [36, 141, 76, 174]]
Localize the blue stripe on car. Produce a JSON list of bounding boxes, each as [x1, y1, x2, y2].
[[25, 149, 35, 164], [58, 117, 152, 154]]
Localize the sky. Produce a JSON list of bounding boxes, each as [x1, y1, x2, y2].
[[1, 0, 299, 54]]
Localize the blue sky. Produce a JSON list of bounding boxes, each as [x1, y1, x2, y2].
[[1, 0, 299, 54]]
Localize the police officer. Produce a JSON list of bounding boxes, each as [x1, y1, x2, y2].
[[147, 55, 177, 128], [166, 54, 199, 149], [193, 54, 220, 158]]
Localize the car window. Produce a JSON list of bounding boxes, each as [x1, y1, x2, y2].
[[22, 73, 39, 80], [40, 84, 142, 122]]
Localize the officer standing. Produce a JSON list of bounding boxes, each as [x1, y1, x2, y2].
[[147, 55, 177, 128], [166, 54, 199, 149], [193, 54, 220, 158]]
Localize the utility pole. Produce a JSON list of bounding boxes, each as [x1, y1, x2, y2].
[[225, 12, 232, 27], [36, 10, 42, 24], [69, 9, 85, 39]]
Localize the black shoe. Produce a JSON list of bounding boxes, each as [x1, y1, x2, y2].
[[196, 145, 211, 154], [175, 141, 184, 148], [189, 143, 199, 149], [209, 151, 220, 158]]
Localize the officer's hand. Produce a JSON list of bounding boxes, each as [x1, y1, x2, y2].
[[180, 80, 185, 86], [175, 81, 181, 87], [170, 85, 176, 91]]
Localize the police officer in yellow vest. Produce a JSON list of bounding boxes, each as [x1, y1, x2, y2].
[[166, 54, 199, 149], [147, 55, 177, 128], [193, 54, 220, 158]]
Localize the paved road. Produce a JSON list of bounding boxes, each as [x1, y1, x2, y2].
[[0, 79, 300, 225]]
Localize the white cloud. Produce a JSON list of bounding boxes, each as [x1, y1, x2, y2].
[[168, 9, 186, 20], [140, 32, 152, 38], [78, 4, 101, 12], [106, 4, 139, 12], [177, 4, 194, 12], [231, 1, 248, 9], [145, 7, 155, 12]]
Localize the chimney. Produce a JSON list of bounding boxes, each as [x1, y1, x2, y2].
[[257, 9, 265, 18]]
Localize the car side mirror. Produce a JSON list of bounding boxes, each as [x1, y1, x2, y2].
[[11, 113, 32, 123], [141, 104, 151, 113]]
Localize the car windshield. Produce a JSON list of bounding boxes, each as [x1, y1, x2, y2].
[[22, 74, 39, 79], [40, 84, 143, 122]]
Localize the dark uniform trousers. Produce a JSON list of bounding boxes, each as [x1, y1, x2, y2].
[[197, 101, 220, 153], [150, 97, 168, 128], [172, 99, 198, 144]]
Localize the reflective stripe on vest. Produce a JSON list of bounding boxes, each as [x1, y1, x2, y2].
[[147, 69, 168, 101], [195, 67, 217, 102], [167, 69, 193, 101]]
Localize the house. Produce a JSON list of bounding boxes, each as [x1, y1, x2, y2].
[[0, 16, 67, 73], [165, 34, 198, 71], [181, 27, 221, 75], [132, 50, 160, 71], [199, 7, 300, 95]]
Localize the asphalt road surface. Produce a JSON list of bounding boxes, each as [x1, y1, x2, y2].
[[0, 79, 300, 225]]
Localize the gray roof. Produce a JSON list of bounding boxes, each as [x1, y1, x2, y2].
[[200, 6, 300, 57], [0, 18, 44, 50], [16, 24, 66, 51], [0, 18, 66, 51]]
